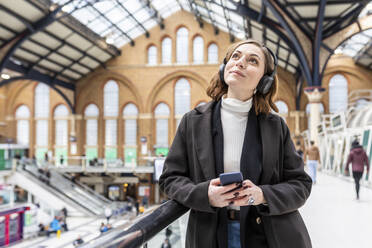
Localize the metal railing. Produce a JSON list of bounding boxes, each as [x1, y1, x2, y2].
[[80, 200, 189, 248]]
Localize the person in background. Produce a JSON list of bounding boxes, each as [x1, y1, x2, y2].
[[47, 216, 61, 237], [161, 238, 172, 248], [60, 155, 64, 166], [296, 141, 304, 159], [73, 235, 84, 247], [345, 140, 370, 200], [304, 140, 320, 184]]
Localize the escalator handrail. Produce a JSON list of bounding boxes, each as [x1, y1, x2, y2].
[[60, 171, 112, 204], [79, 200, 189, 248], [18, 165, 100, 216]]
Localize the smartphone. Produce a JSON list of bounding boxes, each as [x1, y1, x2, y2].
[[219, 172, 243, 186]]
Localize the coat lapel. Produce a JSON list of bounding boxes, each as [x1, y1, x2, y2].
[[258, 115, 277, 184], [192, 102, 217, 180]]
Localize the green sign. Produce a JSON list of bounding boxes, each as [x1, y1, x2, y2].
[[86, 148, 98, 161], [155, 147, 169, 156], [105, 148, 117, 160], [125, 147, 137, 166]]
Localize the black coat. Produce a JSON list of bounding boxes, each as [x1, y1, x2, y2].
[[159, 101, 312, 248]]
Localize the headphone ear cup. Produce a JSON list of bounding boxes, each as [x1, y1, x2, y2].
[[219, 63, 226, 84], [257, 76, 273, 95]]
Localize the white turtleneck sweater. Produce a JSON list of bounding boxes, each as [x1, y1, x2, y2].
[[221, 96, 253, 174]]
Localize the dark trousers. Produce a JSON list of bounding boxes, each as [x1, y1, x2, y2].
[[353, 171, 363, 198]]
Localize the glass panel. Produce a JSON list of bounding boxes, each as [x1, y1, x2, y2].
[[193, 36, 204, 63], [105, 147, 117, 159], [156, 119, 168, 146], [176, 27, 188, 63], [208, 43, 218, 63], [36, 120, 48, 146], [124, 147, 137, 166], [55, 148, 67, 166], [155, 103, 170, 116], [17, 120, 29, 146], [125, 120, 137, 145], [36, 148, 48, 161], [85, 148, 98, 161], [86, 119, 98, 146], [329, 74, 348, 113], [175, 78, 190, 115], [162, 37, 172, 64], [35, 84, 49, 118], [362, 130, 370, 150], [123, 103, 138, 116], [85, 104, 99, 116], [105, 120, 117, 146], [15, 105, 30, 118], [104, 80, 119, 117], [148, 45, 157, 65], [55, 120, 68, 146]]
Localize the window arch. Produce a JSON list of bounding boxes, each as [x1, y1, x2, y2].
[[155, 103, 170, 152], [275, 100, 288, 121], [84, 104, 99, 161], [104, 80, 119, 160], [35, 84, 50, 159], [162, 37, 172, 64], [208, 43, 218, 63], [193, 36, 204, 64], [123, 103, 139, 166], [329, 74, 348, 113], [175, 78, 190, 127], [306, 103, 325, 129], [16, 105, 30, 146], [148, 45, 157, 65], [54, 105, 69, 165], [176, 27, 188, 63]]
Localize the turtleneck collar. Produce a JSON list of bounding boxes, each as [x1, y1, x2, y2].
[[221, 95, 253, 114]]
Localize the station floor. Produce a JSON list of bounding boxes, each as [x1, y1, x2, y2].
[[11, 171, 372, 248]]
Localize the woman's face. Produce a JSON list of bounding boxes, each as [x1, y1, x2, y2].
[[224, 43, 266, 100]]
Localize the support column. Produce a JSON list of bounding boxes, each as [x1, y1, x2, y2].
[[304, 87, 325, 145], [289, 111, 305, 136]]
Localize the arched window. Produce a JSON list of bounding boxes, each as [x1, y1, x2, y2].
[[306, 103, 325, 129], [176, 27, 188, 63], [84, 104, 99, 161], [208, 43, 218, 63], [104, 80, 119, 159], [148, 45, 157, 65], [54, 105, 69, 165], [16, 105, 30, 146], [175, 78, 190, 127], [35, 84, 50, 159], [329, 74, 348, 113], [162, 37, 172, 64], [123, 103, 138, 166], [155, 103, 170, 155], [193, 36, 204, 64], [275, 100, 288, 121]]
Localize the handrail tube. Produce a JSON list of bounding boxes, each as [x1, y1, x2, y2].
[[80, 200, 189, 248], [61, 171, 112, 204], [18, 166, 98, 216]]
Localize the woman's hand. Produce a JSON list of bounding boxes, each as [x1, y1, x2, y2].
[[232, 180, 266, 206], [208, 178, 242, 208]]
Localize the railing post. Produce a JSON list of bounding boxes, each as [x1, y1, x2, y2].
[[12, 159, 17, 172]]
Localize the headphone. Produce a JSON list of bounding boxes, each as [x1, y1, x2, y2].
[[219, 46, 278, 95]]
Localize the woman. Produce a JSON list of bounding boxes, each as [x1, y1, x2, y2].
[[159, 39, 312, 248], [345, 140, 369, 200]]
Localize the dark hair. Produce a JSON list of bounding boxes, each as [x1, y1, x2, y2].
[[352, 140, 360, 148], [206, 39, 278, 115], [310, 141, 315, 145]]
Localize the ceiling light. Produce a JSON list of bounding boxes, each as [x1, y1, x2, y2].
[[334, 48, 343, 55], [106, 37, 114, 45], [1, 74, 10, 80]]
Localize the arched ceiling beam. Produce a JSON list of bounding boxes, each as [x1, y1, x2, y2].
[[313, 0, 326, 85], [4, 60, 74, 91], [0, 76, 74, 114], [0, 5, 62, 74], [232, 1, 312, 85]]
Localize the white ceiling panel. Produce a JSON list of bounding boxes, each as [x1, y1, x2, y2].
[[14, 49, 39, 62], [39, 59, 63, 72], [80, 57, 100, 69], [22, 40, 49, 56], [31, 32, 62, 49], [86, 47, 111, 62], [0, 10, 26, 32], [70, 63, 90, 74], [48, 53, 72, 66], [58, 45, 83, 60], [45, 21, 73, 39], [65, 33, 93, 51], [1, 0, 44, 22]]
